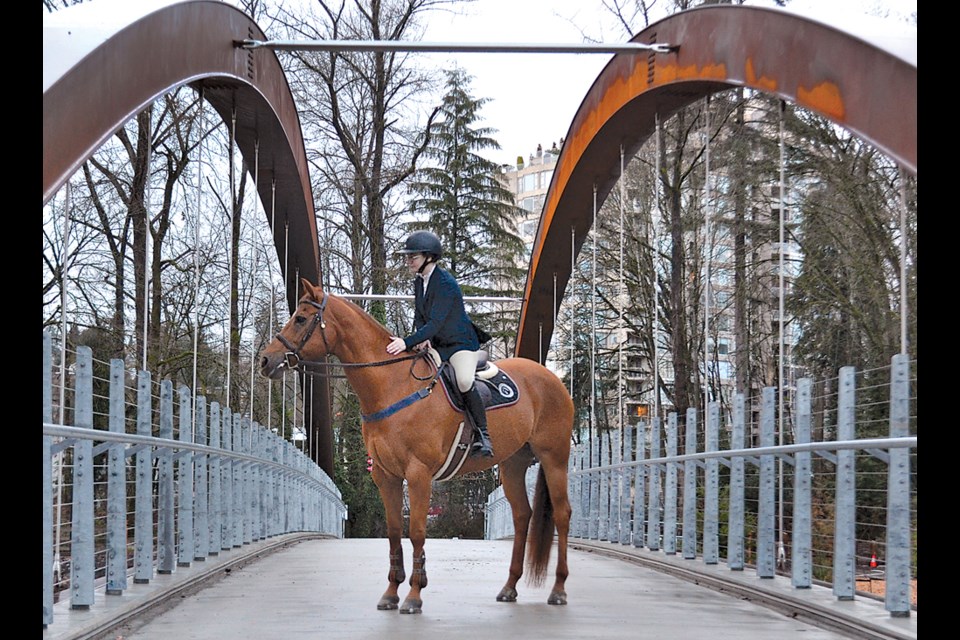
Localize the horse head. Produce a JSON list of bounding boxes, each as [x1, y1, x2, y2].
[[260, 278, 337, 379]]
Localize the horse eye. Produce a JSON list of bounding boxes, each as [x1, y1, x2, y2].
[[294, 315, 306, 325]]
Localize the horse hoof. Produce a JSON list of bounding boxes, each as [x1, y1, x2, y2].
[[496, 587, 518, 602], [377, 595, 399, 610], [547, 591, 567, 605], [399, 598, 422, 614]]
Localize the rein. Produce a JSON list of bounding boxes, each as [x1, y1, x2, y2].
[[273, 291, 441, 421], [276, 290, 428, 374]]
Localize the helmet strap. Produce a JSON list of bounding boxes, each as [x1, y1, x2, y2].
[[417, 255, 436, 275]]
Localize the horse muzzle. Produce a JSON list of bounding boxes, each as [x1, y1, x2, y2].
[[260, 353, 289, 380]]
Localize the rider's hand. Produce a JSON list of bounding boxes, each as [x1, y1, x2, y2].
[[386, 336, 407, 355], [414, 340, 431, 352]]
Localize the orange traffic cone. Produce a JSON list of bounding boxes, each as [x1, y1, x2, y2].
[[869, 553, 878, 569]]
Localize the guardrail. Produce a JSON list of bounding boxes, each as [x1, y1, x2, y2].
[[42, 332, 346, 628], [486, 354, 916, 618]]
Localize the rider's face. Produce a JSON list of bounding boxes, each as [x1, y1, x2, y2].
[[405, 253, 427, 275]]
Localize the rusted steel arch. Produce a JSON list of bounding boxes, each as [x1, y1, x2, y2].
[[43, 0, 319, 308], [516, 5, 916, 362]]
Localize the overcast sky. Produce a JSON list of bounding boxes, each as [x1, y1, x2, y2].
[[420, 0, 917, 166]]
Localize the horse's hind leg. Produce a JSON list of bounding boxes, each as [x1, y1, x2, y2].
[[372, 470, 405, 611], [495, 450, 535, 602], [540, 451, 573, 605]]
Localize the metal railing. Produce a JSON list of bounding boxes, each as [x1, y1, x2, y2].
[[485, 354, 916, 618], [42, 332, 346, 628]]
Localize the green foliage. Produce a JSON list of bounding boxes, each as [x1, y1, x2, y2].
[[332, 393, 386, 537], [407, 67, 527, 297], [427, 471, 498, 539]]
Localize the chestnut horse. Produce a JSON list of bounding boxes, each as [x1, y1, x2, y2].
[[260, 279, 574, 614]]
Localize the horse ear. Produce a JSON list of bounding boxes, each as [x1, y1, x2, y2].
[[300, 278, 316, 300]]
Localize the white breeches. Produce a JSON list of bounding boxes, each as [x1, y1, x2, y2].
[[448, 349, 479, 393]]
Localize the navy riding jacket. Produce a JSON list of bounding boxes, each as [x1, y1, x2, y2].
[[402, 266, 480, 361]]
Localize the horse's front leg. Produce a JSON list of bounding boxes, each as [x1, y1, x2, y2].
[[372, 469, 405, 611], [400, 466, 432, 614]]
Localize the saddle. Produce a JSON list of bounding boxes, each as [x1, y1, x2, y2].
[[424, 349, 520, 412]]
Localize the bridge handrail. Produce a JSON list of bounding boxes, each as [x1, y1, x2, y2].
[[486, 354, 916, 619], [42, 332, 347, 629]]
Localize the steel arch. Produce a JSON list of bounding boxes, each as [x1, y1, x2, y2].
[[43, 0, 319, 305], [516, 5, 916, 362]]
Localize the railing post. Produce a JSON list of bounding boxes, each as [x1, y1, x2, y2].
[[577, 446, 588, 538], [599, 432, 609, 540], [588, 434, 599, 540], [107, 359, 129, 592], [682, 408, 697, 559], [833, 367, 856, 599], [728, 394, 745, 571], [242, 416, 253, 545], [71, 346, 95, 608], [704, 402, 719, 564], [607, 428, 620, 542], [133, 369, 153, 584], [280, 439, 288, 534], [157, 379, 175, 575], [632, 421, 646, 548], [254, 423, 264, 540], [885, 355, 912, 616], [792, 378, 812, 587], [177, 385, 194, 566], [209, 402, 222, 555], [222, 411, 233, 549], [233, 412, 243, 547], [620, 424, 633, 545], [43, 332, 54, 627], [758, 386, 776, 578], [646, 416, 661, 551], [194, 396, 208, 560], [663, 413, 678, 555], [264, 429, 274, 538]]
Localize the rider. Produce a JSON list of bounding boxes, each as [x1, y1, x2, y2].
[[386, 230, 494, 458]]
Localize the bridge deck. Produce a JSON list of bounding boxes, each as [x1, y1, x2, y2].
[[44, 535, 916, 640]]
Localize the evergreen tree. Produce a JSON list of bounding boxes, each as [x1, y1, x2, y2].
[[406, 68, 526, 298]]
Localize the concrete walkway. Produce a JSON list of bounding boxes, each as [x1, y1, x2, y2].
[[43, 535, 916, 640]]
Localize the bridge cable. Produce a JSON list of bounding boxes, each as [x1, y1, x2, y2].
[[267, 177, 277, 434], [619, 143, 625, 455], [54, 178, 73, 582], [777, 98, 788, 568], [192, 88, 205, 449], [591, 182, 597, 451], [226, 105, 237, 409], [898, 167, 908, 356], [702, 95, 712, 417], [282, 221, 290, 441], [248, 139, 259, 428], [569, 226, 575, 398], [654, 112, 661, 419]]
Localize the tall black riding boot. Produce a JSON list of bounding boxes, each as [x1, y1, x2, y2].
[[463, 384, 494, 457]]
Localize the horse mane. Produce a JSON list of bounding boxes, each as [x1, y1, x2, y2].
[[328, 292, 394, 340]]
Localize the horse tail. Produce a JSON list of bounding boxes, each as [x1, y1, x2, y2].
[[525, 465, 554, 587]]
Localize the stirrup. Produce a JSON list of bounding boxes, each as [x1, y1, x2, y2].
[[471, 441, 494, 457]]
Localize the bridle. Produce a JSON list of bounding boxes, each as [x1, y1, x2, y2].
[[274, 290, 432, 378], [275, 291, 332, 371]]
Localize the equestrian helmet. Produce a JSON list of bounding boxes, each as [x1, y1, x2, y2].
[[398, 230, 442, 259]]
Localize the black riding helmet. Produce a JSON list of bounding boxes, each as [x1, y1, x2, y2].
[[397, 230, 442, 260]]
